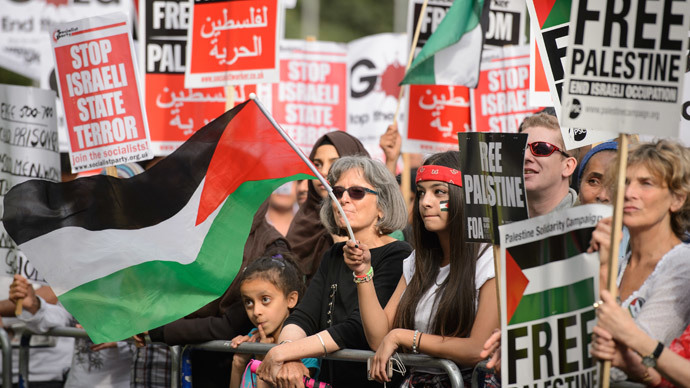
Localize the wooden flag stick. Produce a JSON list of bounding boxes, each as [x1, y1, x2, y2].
[[600, 133, 629, 388], [396, 0, 429, 209], [492, 244, 502, 322]]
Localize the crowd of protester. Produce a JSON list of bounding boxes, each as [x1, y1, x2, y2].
[[3, 110, 690, 388]]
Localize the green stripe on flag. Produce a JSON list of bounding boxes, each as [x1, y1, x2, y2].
[[401, 0, 483, 85], [508, 277, 594, 325], [60, 174, 314, 343], [542, 0, 572, 30]]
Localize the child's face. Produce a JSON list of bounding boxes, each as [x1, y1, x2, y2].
[[240, 278, 298, 338]]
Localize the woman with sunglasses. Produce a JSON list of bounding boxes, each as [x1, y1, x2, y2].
[[257, 156, 411, 388], [589, 140, 690, 383], [287, 132, 370, 283], [519, 113, 578, 217], [344, 151, 499, 387]]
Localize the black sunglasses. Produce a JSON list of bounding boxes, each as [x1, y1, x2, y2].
[[528, 141, 570, 158], [332, 186, 378, 200]]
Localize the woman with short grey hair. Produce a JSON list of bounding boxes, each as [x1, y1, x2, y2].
[[320, 156, 408, 237], [257, 155, 412, 387]]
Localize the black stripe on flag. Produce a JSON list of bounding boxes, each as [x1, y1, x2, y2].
[[506, 228, 594, 271], [3, 101, 249, 245]]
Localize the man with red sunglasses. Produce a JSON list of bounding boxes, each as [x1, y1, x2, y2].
[[519, 113, 578, 218]]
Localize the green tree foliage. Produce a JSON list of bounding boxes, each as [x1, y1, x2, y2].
[[286, 0, 394, 42]]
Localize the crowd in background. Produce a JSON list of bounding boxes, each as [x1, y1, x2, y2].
[[2, 109, 690, 388]]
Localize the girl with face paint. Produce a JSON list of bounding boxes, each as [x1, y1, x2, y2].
[[343, 151, 499, 387]]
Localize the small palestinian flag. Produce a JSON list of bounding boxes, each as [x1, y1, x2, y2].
[[440, 200, 448, 212], [3, 100, 315, 343]]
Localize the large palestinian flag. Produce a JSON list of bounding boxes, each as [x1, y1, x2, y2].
[[3, 100, 315, 343]]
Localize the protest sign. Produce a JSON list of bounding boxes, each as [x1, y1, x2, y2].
[[526, 0, 617, 149], [561, 0, 690, 137], [0, 0, 135, 152], [499, 204, 611, 387], [459, 132, 528, 243], [52, 13, 152, 172], [141, 0, 227, 155], [681, 30, 690, 145], [271, 40, 347, 154], [0, 84, 60, 283], [185, 0, 280, 88], [471, 45, 542, 133], [347, 33, 407, 161], [406, 85, 471, 153], [483, 0, 526, 48]]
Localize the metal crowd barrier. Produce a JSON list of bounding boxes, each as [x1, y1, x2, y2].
[[191, 340, 465, 388], [8, 327, 464, 388]]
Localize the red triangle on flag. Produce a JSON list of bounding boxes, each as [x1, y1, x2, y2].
[[533, 0, 557, 28], [196, 101, 314, 226], [505, 250, 530, 323]]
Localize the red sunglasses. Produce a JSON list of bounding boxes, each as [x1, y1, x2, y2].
[[332, 186, 378, 200], [528, 141, 570, 158]]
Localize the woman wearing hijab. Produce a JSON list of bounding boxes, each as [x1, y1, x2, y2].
[[286, 131, 370, 281]]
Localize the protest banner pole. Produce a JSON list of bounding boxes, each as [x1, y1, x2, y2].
[[600, 133, 629, 388], [395, 0, 428, 209], [492, 244, 501, 322], [225, 86, 235, 112]]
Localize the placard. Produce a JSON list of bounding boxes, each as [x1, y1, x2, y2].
[[185, 0, 280, 88], [0, 84, 60, 283], [141, 0, 227, 155], [499, 204, 611, 386], [459, 132, 528, 243], [561, 0, 690, 137], [471, 45, 542, 133]]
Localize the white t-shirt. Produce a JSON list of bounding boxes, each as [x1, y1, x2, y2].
[[400, 246, 494, 374]]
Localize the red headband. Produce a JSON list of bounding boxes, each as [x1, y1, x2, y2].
[[415, 165, 462, 187]]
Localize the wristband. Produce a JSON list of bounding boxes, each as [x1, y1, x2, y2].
[[412, 330, 420, 354], [353, 267, 373, 284]]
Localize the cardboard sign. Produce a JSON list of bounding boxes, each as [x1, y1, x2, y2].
[[0, 0, 135, 153], [459, 132, 528, 243], [347, 33, 407, 162], [471, 45, 543, 133], [499, 204, 611, 386], [0, 84, 60, 283], [406, 85, 471, 153], [271, 40, 347, 154], [141, 0, 227, 155], [525, 0, 617, 149], [483, 0, 527, 48], [52, 13, 152, 172], [561, 0, 690, 137], [185, 0, 280, 88]]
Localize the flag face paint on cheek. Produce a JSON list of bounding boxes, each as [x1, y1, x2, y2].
[[440, 200, 448, 212]]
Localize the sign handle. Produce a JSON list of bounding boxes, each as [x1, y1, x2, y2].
[[600, 133, 629, 388], [492, 244, 501, 323]]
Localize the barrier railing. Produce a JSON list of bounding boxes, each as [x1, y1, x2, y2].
[[10, 328, 464, 388], [191, 341, 464, 388]]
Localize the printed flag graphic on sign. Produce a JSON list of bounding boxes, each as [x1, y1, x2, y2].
[[401, 0, 485, 87], [3, 100, 315, 343]]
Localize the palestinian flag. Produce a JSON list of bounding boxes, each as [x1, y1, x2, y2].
[[400, 0, 485, 88], [505, 228, 597, 325], [3, 100, 315, 343]]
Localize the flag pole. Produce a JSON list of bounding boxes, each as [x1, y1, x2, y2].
[[249, 94, 357, 242], [600, 133, 628, 388], [395, 0, 429, 211]]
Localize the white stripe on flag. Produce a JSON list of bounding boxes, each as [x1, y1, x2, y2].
[[522, 254, 598, 295], [19, 179, 222, 295], [433, 24, 482, 86]]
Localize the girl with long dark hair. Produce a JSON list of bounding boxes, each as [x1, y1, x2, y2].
[[344, 151, 499, 387]]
